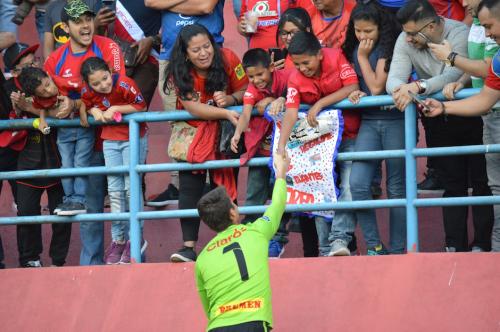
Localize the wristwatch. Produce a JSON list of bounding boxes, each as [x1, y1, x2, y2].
[[416, 79, 428, 94], [151, 34, 162, 48], [444, 52, 458, 67]]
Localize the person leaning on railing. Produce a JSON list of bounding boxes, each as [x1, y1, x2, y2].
[[387, 0, 494, 253], [163, 24, 248, 263], [424, 0, 500, 252], [425, 0, 499, 253]]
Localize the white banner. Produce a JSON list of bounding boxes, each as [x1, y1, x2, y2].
[[267, 109, 344, 219]]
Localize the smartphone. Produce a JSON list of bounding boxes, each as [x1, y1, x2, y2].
[[102, 0, 116, 11], [268, 48, 287, 62], [408, 91, 430, 114]]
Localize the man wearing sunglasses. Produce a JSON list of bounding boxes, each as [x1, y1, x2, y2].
[[387, 0, 495, 254]]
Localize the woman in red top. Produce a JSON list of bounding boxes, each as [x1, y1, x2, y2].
[[163, 24, 248, 263], [274, 7, 313, 70]]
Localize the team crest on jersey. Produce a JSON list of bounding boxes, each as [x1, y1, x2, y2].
[[135, 94, 144, 104], [235, 64, 245, 80], [119, 81, 130, 90], [103, 98, 110, 108], [81, 87, 87, 94], [252, 1, 277, 16], [62, 69, 73, 78]]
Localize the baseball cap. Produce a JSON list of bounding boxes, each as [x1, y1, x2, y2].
[[3, 43, 40, 71], [61, 0, 96, 23]]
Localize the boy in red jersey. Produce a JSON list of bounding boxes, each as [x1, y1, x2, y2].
[[276, 31, 359, 256], [231, 48, 291, 258]]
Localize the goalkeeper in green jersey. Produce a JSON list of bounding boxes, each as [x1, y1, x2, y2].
[[195, 152, 290, 332]]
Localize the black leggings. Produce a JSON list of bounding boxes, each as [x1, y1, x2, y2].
[[16, 183, 71, 266]]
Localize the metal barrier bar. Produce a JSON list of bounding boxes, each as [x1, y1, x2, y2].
[[0, 88, 495, 256], [405, 104, 419, 252]]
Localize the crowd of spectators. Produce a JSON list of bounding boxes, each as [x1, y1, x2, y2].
[[0, 0, 499, 269]]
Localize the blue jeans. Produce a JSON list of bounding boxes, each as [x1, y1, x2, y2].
[[350, 119, 406, 253], [243, 164, 271, 223], [0, 0, 16, 33], [80, 151, 106, 265], [320, 138, 357, 255], [104, 136, 148, 242], [483, 111, 500, 251], [35, 9, 45, 44], [57, 127, 95, 205]]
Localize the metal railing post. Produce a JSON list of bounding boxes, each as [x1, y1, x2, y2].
[[129, 119, 142, 263], [405, 103, 419, 252]]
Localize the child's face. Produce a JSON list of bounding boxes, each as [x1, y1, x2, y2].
[[354, 19, 379, 44], [87, 69, 113, 94], [245, 65, 273, 90], [291, 50, 323, 78], [279, 21, 302, 49], [34, 76, 59, 98]]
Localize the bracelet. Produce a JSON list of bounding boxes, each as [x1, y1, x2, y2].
[[414, 81, 422, 94], [449, 52, 458, 67]]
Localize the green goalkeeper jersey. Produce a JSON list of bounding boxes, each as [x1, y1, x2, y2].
[[195, 179, 287, 331]]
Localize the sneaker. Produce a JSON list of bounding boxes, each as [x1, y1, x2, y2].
[[22, 260, 42, 268], [471, 246, 483, 253], [417, 169, 443, 191], [170, 246, 197, 262], [445, 246, 456, 253], [105, 241, 127, 264], [57, 202, 87, 216], [367, 244, 389, 256], [146, 184, 179, 207], [120, 241, 131, 264], [328, 239, 350, 257], [268, 240, 285, 258], [53, 202, 69, 214], [118, 240, 148, 264]]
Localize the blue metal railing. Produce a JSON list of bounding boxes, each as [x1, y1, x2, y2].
[[1, 88, 499, 260]]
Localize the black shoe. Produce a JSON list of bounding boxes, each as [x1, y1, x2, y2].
[[146, 184, 179, 207], [53, 202, 70, 214], [417, 169, 443, 191], [170, 246, 197, 262], [57, 202, 87, 216]]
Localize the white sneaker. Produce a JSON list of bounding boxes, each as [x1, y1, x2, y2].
[[328, 239, 350, 256], [23, 260, 42, 268]]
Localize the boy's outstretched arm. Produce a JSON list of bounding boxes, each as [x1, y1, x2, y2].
[[254, 151, 290, 240]]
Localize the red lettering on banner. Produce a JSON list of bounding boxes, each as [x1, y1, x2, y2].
[[300, 133, 332, 153], [293, 172, 324, 184], [287, 187, 315, 204]]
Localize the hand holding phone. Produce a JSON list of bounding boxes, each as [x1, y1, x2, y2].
[[408, 91, 430, 115]]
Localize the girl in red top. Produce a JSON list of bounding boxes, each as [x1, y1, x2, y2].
[[163, 24, 248, 263], [80, 57, 148, 265], [274, 7, 313, 70]]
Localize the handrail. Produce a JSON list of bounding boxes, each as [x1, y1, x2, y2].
[[0, 88, 496, 261]]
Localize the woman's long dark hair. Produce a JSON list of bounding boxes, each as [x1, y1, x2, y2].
[[275, 7, 313, 48], [342, 2, 401, 72], [163, 24, 228, 100]]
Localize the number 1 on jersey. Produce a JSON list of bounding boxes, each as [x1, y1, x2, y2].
[[223, 242, 249, 281]]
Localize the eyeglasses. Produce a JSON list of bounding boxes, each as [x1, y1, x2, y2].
[[279, 30, 299, 39], [406, 20, 434, 38], [12, 56, 41, 73]]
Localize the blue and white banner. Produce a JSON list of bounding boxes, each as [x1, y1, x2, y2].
[[267, 109, 344, 219]]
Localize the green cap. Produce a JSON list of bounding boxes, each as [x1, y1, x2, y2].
[[61, 0, 95, 22]]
